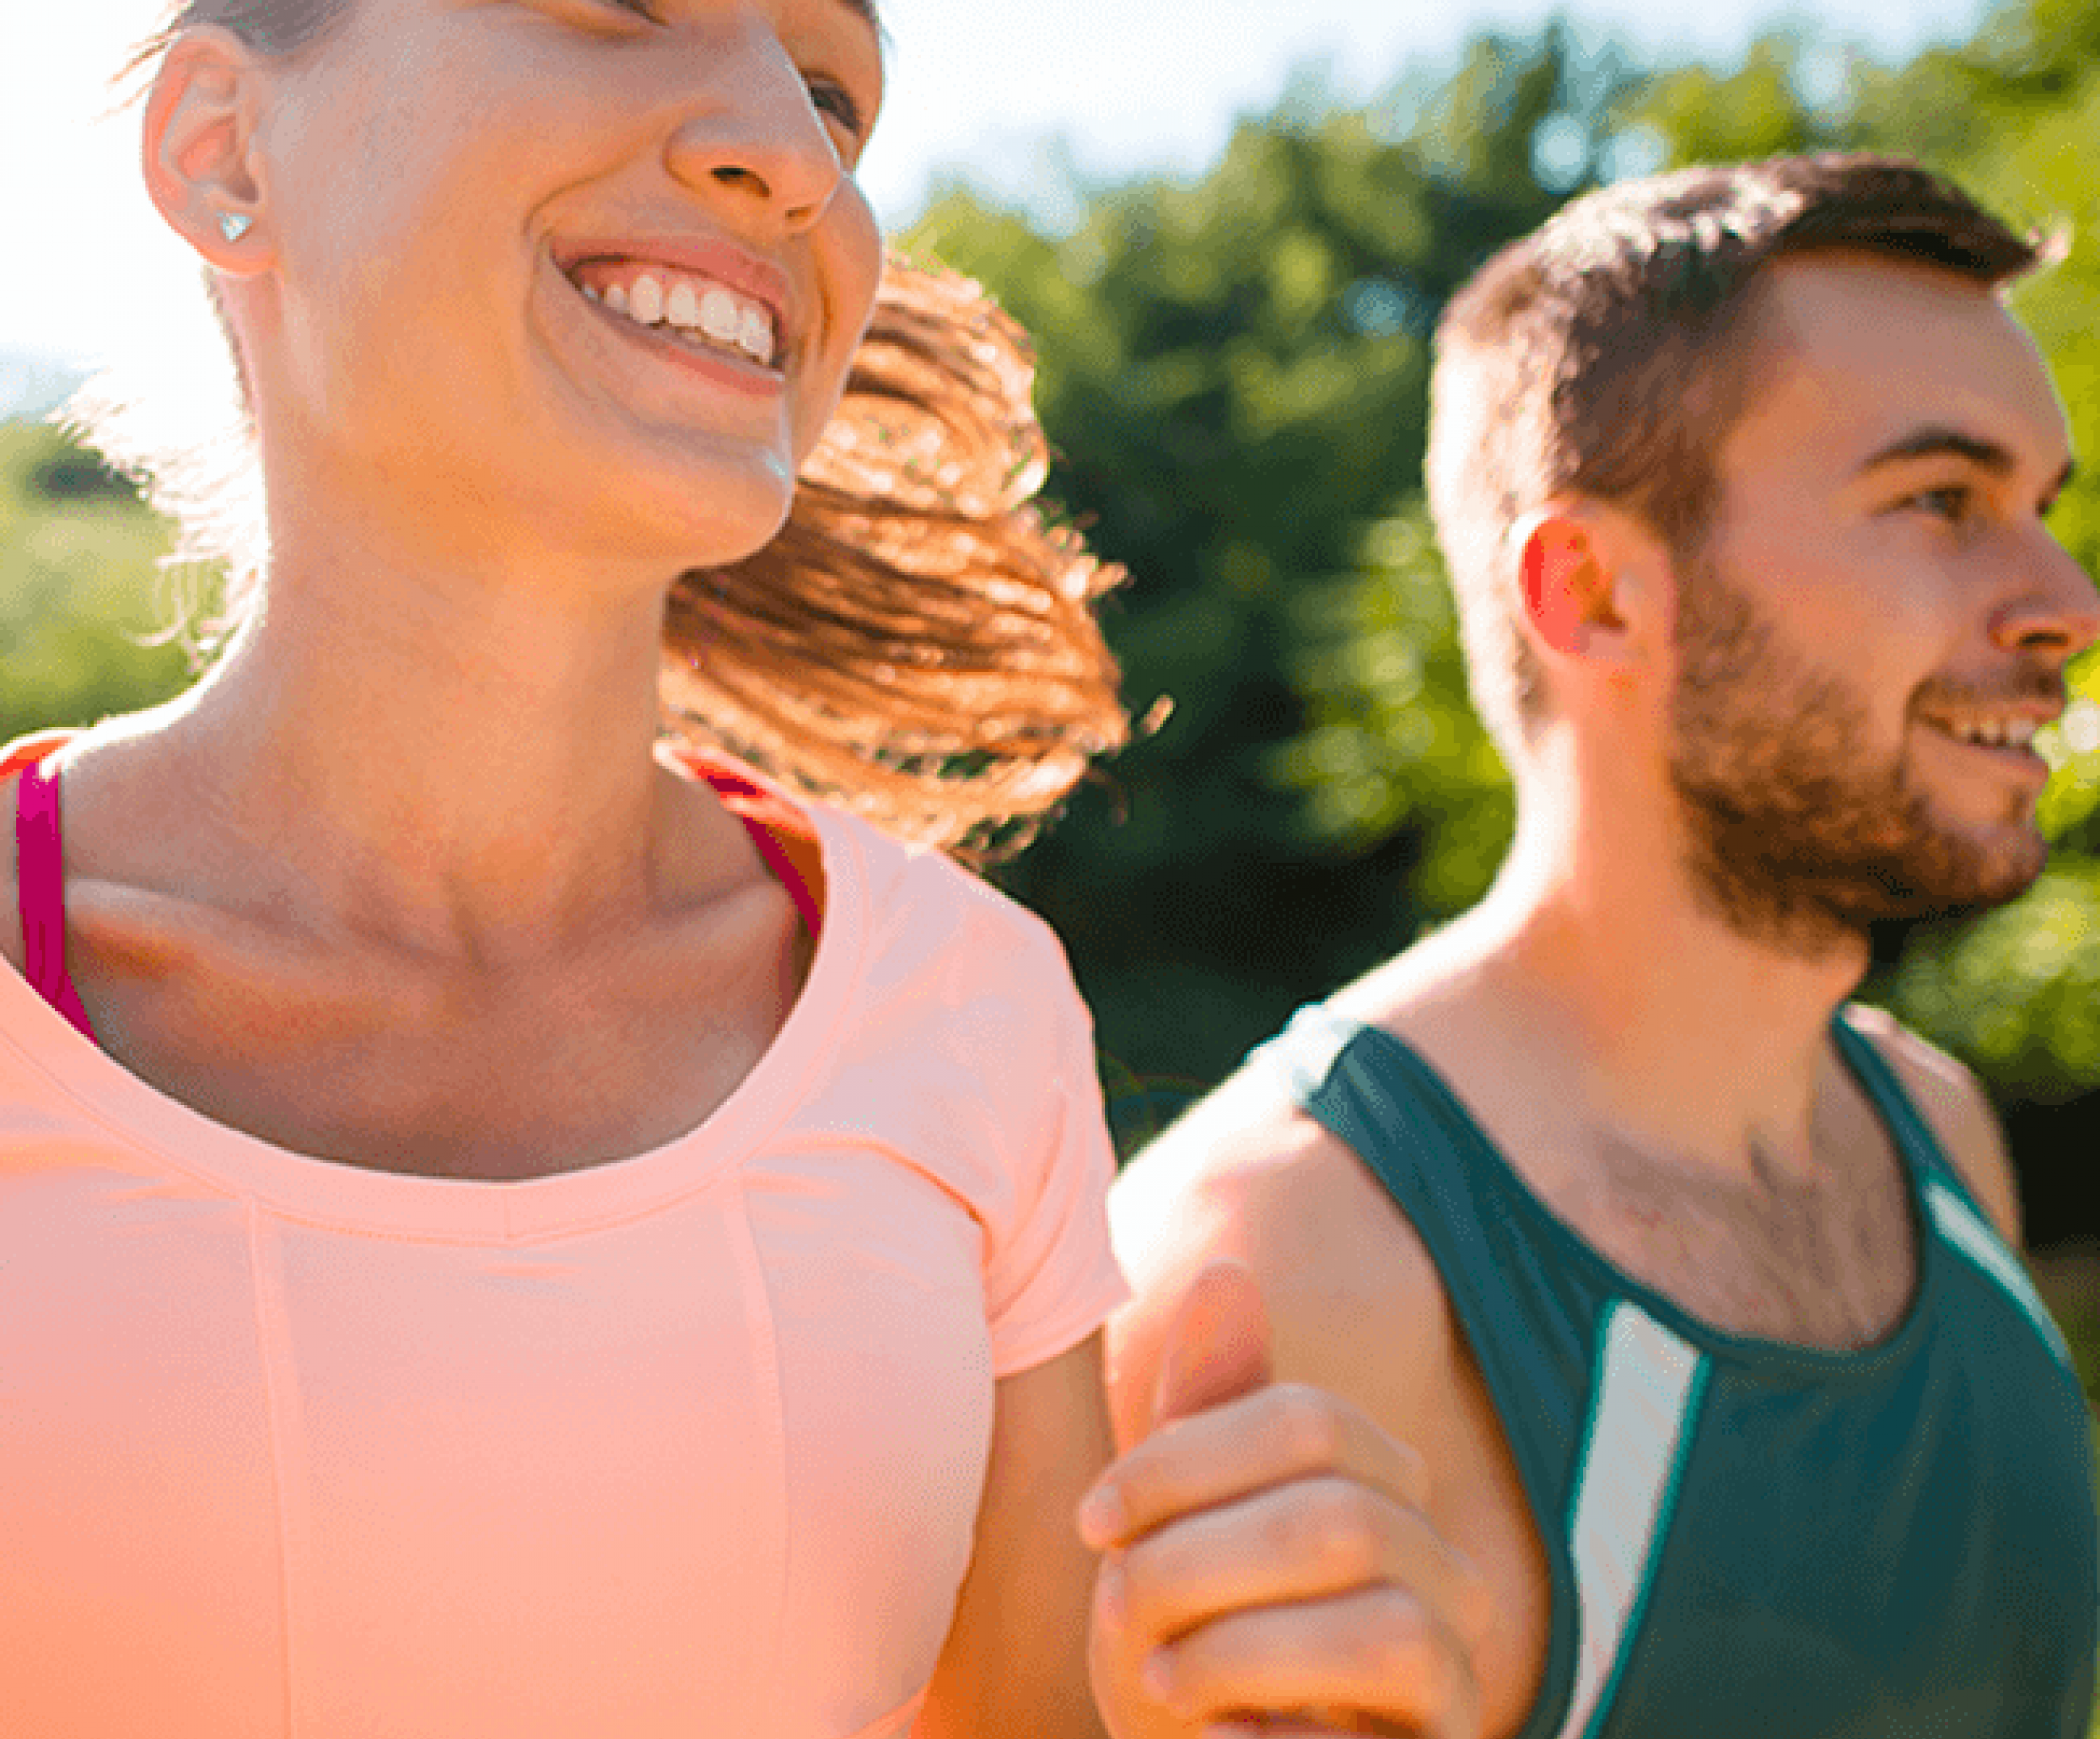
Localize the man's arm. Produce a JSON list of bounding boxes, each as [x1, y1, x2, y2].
[[1091, 1084, 1493, 1738], [1106, 1086, 1456, 1455]]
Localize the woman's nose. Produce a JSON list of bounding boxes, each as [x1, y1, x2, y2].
[[662, 25, 848, 232]]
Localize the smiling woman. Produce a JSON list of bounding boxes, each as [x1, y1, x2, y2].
[[0, 1, 1134, 1736], [110, 0, 1126, 853]]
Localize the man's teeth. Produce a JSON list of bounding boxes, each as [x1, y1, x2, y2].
[[1945, 718, 2038, 748], [581, 271, 778, 367]]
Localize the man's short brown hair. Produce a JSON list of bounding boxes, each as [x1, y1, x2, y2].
[[1425, 152, 2046, 757]]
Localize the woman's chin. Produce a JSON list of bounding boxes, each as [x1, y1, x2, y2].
[[585, 453, 801, 573]]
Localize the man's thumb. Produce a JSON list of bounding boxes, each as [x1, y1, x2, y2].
[[1151, 1259, 1275, 1429]]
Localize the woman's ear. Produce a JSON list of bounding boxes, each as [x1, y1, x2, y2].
[[142, 27, 273, 276]]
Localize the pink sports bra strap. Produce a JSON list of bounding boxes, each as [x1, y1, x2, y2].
[[14, 759, 99, 1041]]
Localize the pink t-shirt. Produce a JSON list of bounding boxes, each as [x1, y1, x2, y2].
[[0, 756, 1127, 1739]]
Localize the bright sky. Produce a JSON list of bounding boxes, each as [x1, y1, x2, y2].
[[3, 0, 1992, 367]]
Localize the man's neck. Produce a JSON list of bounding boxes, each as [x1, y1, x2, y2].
[[1352, 811, 1872, 1191]]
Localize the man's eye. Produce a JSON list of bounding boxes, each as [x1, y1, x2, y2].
[[1908, 486, 1974, 523]]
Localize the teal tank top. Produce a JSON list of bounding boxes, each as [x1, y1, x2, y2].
[[1251, 1003, 2099, 1739]]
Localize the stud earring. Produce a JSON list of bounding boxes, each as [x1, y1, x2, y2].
[[219, 212, 253, 244]]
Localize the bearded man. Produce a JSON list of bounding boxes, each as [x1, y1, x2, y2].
[[1100, 155, 2100, 1739]]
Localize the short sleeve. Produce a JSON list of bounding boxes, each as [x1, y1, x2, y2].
[[981, 965, 1130, 1378]]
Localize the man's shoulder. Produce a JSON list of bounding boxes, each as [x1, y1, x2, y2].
[[1110, 1067, 1392, 1286], [1839, 1003, 2022, 1247], [1106, 1064, 1461, 1453]]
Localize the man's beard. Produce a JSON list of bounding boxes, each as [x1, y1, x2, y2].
[[1666, 549, 2053, 956]]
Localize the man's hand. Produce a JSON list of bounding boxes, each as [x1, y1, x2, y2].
[[1081, 1262, 1492, 1739]]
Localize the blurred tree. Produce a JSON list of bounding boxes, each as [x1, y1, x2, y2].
[[906, 24, 1631, 1101], [0, 422, 191, 747], [1613, 0, 2100, 167], [1615, 31, 1848, 165], [1275, 501, 1513, 920]]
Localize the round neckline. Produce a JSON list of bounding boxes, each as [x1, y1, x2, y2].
[[1322, 1011, 1943, 1381], [0, 754, 865, 1242]]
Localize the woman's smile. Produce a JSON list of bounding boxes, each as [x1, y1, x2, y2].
[[555, 255, 793, 406], [551, 231, 798, 399]]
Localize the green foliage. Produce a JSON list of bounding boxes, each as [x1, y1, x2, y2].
[[1616, 0, 2100, 167], [1619, 33, 1853, 165], [908, 24, 1631, 1088], [0, 422, 192, 747], [1888, 863, 2100, 1102], [1274, 502, 1513, 915]]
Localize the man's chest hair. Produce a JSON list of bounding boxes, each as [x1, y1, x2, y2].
[[1557, 1125, 1920, 1351]]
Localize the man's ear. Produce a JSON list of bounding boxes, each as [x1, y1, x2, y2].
[[142, 27, 274, 277], [1513, 502, 1667, 693]]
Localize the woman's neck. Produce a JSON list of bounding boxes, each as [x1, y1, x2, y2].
[[106, 532, 733, 964]]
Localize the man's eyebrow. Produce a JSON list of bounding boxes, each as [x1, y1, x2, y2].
[[1857, 425, 2078, 507]]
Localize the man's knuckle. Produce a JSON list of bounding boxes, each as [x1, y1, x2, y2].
[[1314, 1494, 1385, 1580], [1102, 1445, 1158, 1507], [1326, 1479, 1390, 1550], [1268, 1383, 1344, 1465], [1277, 1477, 1378, 1568], [1356, 1591, 1446, 1690]]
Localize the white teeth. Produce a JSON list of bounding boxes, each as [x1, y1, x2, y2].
[[578, 266, 780, 368], [737, 306, 772, 362], [699, 288, 742, 345], [1950, 718, 2036, 748]]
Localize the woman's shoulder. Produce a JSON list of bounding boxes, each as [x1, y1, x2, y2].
[[677, 747, 1092, 1043], [0, 729, 85, 980], [0, 765, 22, 977], [825, 803, 1078, 980]]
